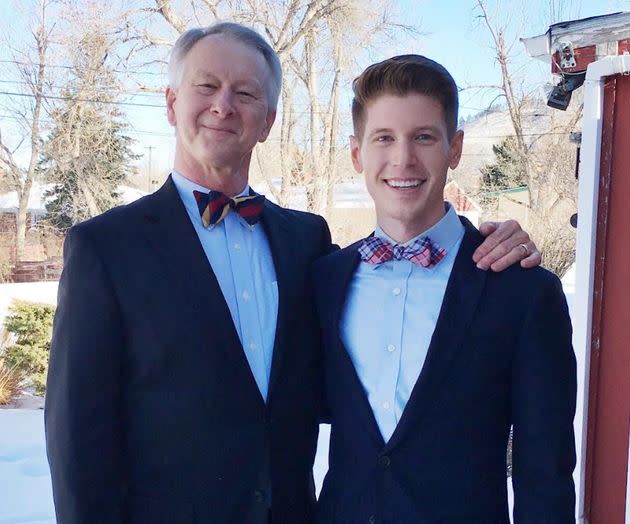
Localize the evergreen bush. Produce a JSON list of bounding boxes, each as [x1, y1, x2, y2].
[[3, 300, 55, 395]]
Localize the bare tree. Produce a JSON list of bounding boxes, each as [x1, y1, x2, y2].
[[475, 0, 530, 190], [471, 0, 581, 276], [41, 1, 136, 230], [0, 0, 54, 262]]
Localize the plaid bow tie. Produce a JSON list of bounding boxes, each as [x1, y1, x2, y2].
[[358, 235, 446, 268], [193, 189, 265, 227]]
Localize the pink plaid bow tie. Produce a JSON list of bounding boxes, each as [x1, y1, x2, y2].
[[358, 236, 446, 268]]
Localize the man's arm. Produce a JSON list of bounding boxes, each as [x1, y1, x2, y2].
[[45, 225, 126, 523], [474, 220, 542, 271], [511, 273, 577, 524]]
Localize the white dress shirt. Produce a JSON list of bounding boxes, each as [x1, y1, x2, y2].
[[171, 171, 278, 401], [340, 203, 465, 441]]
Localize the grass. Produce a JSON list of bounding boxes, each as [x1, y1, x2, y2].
[[0, 359, 22, 406]]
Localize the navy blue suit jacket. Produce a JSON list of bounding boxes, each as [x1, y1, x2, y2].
[[45, 176, 333, 524], [312, 218, 576, 524]]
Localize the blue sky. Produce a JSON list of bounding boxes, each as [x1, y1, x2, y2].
[[397, 0, 628, 117]]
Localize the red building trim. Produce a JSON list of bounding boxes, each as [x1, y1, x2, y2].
[[584, 74, 630, 524]]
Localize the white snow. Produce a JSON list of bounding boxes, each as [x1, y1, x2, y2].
[[0, 409, 55, 524], [0, 282, 59, 322], [0, 183, 148, 215]]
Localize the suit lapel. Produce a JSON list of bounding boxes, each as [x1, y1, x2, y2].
[[140, 177, 264, 406], [332, 242, 387, 448], [261, 201, 294, 403], [386, 221, 487, 450]]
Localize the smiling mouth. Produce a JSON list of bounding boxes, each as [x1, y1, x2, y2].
[[203, 126, 236, 134], [385, 179, 424, 189]]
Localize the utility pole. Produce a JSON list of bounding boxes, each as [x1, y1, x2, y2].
[[144, 145, 154, 192]]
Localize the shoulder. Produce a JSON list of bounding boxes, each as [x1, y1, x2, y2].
[[483, 261, 565, 315], [64, 193, 155, 246], [265, 200, 329, 231], [316, 238, 360, 265], [458, 216, 562, 291], [264, 200, 335, 258], [312, 239, 361, 283]]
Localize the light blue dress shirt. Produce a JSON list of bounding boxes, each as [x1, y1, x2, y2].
[[340, 203, 465, 442], [171, 171, 278, 401]]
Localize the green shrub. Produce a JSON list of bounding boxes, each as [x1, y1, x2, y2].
[[3, 300, 55, 395]]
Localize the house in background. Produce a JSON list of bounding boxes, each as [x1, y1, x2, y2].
[[0, 183, 51, 238], [0, 183, 148, 281], [443, 180, 481, 226]]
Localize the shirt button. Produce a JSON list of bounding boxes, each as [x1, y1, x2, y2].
[[233, 243, 241, 250], [387, 344, 396, 353], [382, 401, 391, 410], [392, 287, 401, 296], [249, 343, 257, 350], [242, 291, 250, 300]]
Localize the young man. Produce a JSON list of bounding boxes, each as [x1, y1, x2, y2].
[[312, 55, 576, 524]]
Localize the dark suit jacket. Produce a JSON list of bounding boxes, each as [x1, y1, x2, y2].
[[45, 176, 333, 524], [312, 218, 576, 524]]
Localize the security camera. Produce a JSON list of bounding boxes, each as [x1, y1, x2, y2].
[[547, 71, 586, 111]]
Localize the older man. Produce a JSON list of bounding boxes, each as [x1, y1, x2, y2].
[[45, 23, 539, 524]]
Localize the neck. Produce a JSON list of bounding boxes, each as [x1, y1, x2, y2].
[[377, 210, 445, 244], [174, 152, 251, 197]]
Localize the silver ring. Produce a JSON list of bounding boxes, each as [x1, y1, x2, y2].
[[518, 243, 529, 257]]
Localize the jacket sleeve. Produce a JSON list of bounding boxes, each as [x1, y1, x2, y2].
[[511, 273, 577, 524], [45, 224, 126, 523]]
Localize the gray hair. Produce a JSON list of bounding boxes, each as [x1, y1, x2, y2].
[[168, 22, 282, 111]]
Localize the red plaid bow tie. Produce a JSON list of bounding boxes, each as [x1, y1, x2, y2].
[[358, 235, 446, 268], [193, 189, 265, 227]]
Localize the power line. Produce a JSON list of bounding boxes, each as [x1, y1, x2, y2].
[[0, 78, 163, 98], [0, 59, 165, 76], [0, 90, 165, 108]]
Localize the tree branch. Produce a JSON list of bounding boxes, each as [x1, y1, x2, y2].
[[153, 0, 187, 34]]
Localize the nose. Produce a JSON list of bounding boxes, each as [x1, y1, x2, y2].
[[392, 140, 416, 168], [212, 88, 235, 118]]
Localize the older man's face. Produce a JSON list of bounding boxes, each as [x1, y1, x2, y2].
[[166, 34, 276, 177]]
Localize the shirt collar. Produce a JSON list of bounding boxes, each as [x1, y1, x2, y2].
[[171, 169, 252, 229], [374, 202, 464, 255]]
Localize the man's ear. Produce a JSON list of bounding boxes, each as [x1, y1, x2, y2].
[[258, 110, 277, 143], [166, 87, 177, 127], [350, 135, 363, 173], [448, 129, 464, 170]]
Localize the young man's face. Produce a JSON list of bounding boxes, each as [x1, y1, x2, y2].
[[351, 93, 463, 239]]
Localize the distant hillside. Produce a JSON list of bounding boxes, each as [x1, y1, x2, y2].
[[452, 96, 582, 194]]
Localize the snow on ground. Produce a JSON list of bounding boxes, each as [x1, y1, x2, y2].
[[0, 282, 58, 322], [0, 409, 55, 524]]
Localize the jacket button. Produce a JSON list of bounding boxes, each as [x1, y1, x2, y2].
[[253, 489, 265, 503], [377, 455, 391, 468], [368, 515, 377, 524]]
